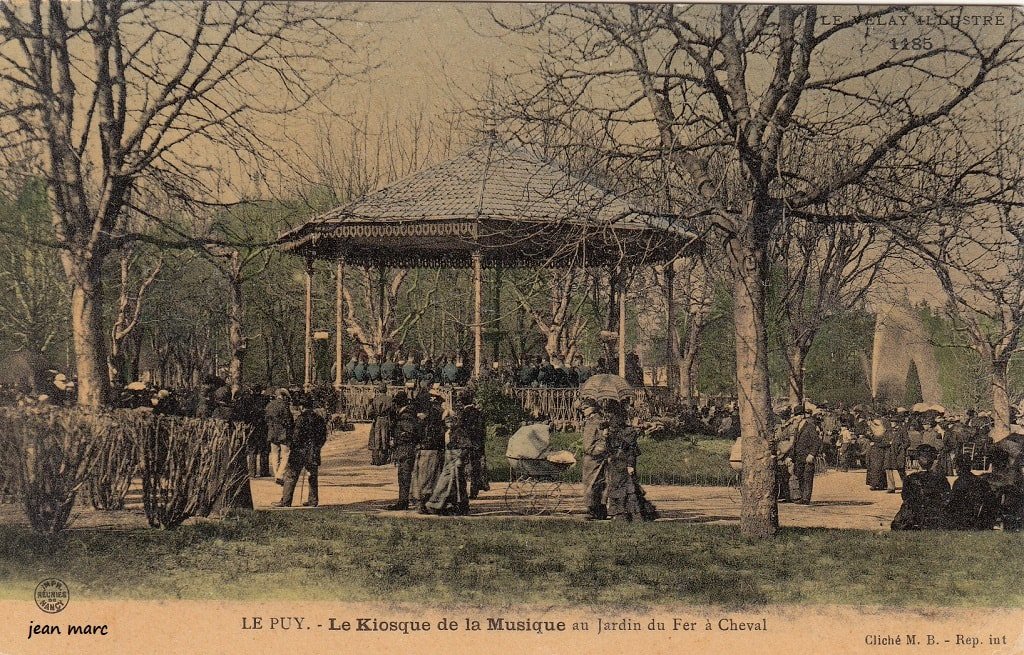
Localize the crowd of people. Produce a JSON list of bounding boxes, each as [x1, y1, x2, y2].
[[755, 401, 1024, 530], [339, 350, 646, 389], [366, 380, 486, 515], [3, 368, 1021, 530]]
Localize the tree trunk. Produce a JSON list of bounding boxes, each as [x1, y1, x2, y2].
[[729, 223, 777, 539], [786, 341, 810, 408], [664, 264, 680, 395], [66, 261, 112, 407], [679, 318, 702, 399], [990, 357, 1012, 442], [227, 252, 245, 389]]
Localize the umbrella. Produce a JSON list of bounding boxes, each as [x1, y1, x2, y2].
[[579, 373, 633, 403]]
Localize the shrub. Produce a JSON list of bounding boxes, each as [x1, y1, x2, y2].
[[0, 407, 100, 535], [136, 416, 248, 529], [87, 410, 141, 510], [475, 381, 528, 430]]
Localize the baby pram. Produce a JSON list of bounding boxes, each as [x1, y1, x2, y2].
[[504, 423, 578, 515]]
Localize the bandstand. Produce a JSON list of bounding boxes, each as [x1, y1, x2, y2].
[[276, 139, 700, 422]]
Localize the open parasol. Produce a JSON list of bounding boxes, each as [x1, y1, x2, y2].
[[579, 373, 633, 403]]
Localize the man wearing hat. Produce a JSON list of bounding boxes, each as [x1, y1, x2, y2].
[[386, 389, 420, 510], [449, 387, 487, 498], [891, 444, 950, 530], [789, 405, 823, 504], [274, 394, 327, 508], [265, 389, 294, 485], [412, 386, 446, 513], [945, 453, 997, 530]]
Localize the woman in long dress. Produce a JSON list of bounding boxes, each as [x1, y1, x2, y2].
[[603, 399, 658, 522], [865, 417, 888, 491], [884, 416, 908, 492]]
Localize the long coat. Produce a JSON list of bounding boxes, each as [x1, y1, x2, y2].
[[291, 409, 327, 468], [265, 398, 294, 445], [368, 392, 395, 465], [884, 424, 908, 470], [581, 414, 608, 513]]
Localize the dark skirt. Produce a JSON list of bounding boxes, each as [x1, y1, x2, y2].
[[866, 445, 887, 489]]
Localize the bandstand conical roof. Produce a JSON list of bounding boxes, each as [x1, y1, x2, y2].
[[278, 140, 698, 268]]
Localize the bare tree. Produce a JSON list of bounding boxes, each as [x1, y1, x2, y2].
[[0, 0, 367, 405], [671, 255, 716, 399], [108, 244, 161, 386], [342, 267, 440, 358], [903, 120, 1024, 441], [492, 5, 1024, 537], [509, 268, 590, 363], [772, 219, 890, 407]]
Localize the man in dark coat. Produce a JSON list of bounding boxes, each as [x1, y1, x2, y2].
[[234, 386, 270, 478], [265, 389, 294, 484], [402, 356, 420, 383], [982, 445, 1024, 532], [790, 409, 822, 504], [274, 395, 328, 507], [380, 354, 397, 384], [453, 351, 470, 385], [624, 351, 644, 387], [892, 444, 951, 530], [450, 389, 487, 498], [945, 454, 996, 530], [386, 390, 419, 510], [368, 383, 395, 466], [365, 355, 382, 383]]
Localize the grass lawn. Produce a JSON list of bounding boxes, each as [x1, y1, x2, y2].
[[486, 431, 738, 486], [0, 511, 1021, 608]]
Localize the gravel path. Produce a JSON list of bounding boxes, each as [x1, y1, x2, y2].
[[252, 425, 904, 531]]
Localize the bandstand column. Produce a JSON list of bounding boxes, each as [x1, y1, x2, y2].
[[303, 257, 314, 389], [334, 257, 345, 389], [472, 250, 483, 378]]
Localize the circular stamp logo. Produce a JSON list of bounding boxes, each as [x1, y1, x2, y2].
[[34, 579, 69, 613]]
